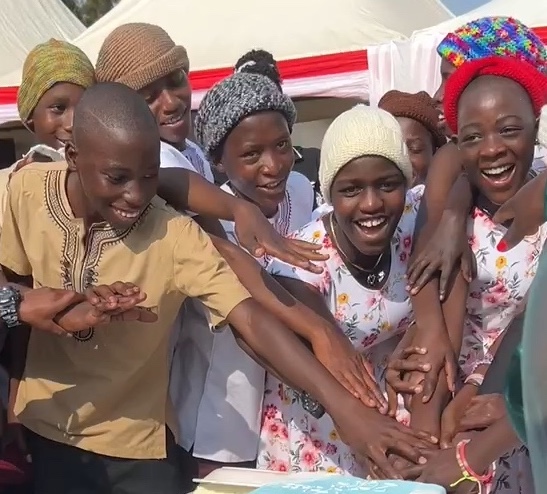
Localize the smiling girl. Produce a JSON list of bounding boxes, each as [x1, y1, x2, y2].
[[399, 56, 547, 493], [406, 16, 547, 294], [196, 72, 314, 251], [173, 72, 315, 474], [258, 105, 427, 475]]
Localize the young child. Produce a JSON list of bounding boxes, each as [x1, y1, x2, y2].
[[378, 90, 445, 186], [0, 39, 95, 231]]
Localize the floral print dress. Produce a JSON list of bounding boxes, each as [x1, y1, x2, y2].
[[257, 188, 423, 475], [462, 203, 547, 494]]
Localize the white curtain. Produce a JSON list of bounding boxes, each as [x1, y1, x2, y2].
[[367, 40, 409, 106], [367, 32, 446, 102]]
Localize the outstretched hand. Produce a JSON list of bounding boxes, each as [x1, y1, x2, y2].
[[233, 202, 327, 273], [406, 216, 475, 300], [85, 281, 146, 313], [312, 331, 387, 413], [54, 281, 157, 334]]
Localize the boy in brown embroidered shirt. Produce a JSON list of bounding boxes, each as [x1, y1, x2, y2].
[[0, 82, 434, 493]]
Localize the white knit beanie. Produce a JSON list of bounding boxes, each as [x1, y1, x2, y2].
[[539, 105, 547, 148], [319, 104, 413, 204]]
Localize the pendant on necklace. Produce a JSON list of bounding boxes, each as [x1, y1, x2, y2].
[[367, 270, 385, 286]]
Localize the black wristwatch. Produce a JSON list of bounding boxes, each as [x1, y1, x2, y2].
[[0, 285, 22, 328]]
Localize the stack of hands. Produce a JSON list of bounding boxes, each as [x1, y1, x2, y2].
[[316, 322, 505, 490], [18, 281, 157, 335]]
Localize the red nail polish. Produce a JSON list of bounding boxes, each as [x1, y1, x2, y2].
[[497, 240, 508, 252]]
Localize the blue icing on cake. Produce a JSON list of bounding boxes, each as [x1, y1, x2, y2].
[[251, 477, 446, 494]]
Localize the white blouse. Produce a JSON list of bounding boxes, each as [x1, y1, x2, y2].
[[182, 139, 215, 184], [170, 171, 314, 462]]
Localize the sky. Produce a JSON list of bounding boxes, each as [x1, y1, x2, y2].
[[442, 0, 487, 15]]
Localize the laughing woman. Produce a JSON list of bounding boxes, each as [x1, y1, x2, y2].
[[258, 105, 425, 475], [399, 56, 547, 493]]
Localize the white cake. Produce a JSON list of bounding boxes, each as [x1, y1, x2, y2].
[[194, 468, 337, 494], [251, 477, 446, 494]]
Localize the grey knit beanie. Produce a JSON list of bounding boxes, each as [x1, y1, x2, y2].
[[195, 72, 296, 161]]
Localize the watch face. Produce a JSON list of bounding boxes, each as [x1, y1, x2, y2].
[[0, 287, 15, 303], [0, 286, 21, 328]]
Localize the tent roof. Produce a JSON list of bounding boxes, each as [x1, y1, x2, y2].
[[414, 0, 547, 35], [71, 0, 452, 69], [0, 0, 85, 79]]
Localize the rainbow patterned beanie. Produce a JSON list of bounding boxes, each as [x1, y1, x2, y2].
[[437, 17, 547, 74]]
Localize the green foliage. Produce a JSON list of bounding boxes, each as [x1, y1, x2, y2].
[[61, 0, 119, 27]]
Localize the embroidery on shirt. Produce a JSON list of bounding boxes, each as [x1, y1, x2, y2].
[[45, 169, 151, 342], [274, 191, 292, 237]]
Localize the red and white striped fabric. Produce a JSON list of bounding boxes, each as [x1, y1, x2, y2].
[[0, 50, 369, 125]]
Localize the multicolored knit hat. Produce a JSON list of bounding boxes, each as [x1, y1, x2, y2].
[[17, 39, 95, 125], [378, 90, 446, 149], [437, 17, 547, 75]]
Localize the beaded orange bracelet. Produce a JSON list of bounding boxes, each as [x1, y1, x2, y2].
[[450, 439, 494, 488]]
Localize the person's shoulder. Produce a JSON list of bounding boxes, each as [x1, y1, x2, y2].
[[185, 139, 205, 156], [0, 164, 15, 184], [288, 170, 313, 189], [8, 160, 67, 192], [394, 185, 422, 239], [160, 141, 198, 172], [287, 171, 313, 202], [431, 141, 459, 163], [290, 216, 327, 243], [406, 184, 424, 204], [148, 196, 193, 223], [138, 197, 199, 250]]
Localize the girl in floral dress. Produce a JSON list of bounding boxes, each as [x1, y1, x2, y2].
[[257, 104, 423, 475], [396, 57, 547, 493]]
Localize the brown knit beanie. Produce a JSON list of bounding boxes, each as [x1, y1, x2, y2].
[[95, 23, 189, 91], [378, 90, 446, 149]]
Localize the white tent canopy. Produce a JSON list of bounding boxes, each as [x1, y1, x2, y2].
[[414, 0, 547, 36], [0, 0, 85, 79], [0, 0, 452, 87], [368, 0, 547, 103], [71, 0, 452, 69]]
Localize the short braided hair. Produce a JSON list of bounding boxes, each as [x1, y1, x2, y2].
[[234, 49, 282, 91]]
